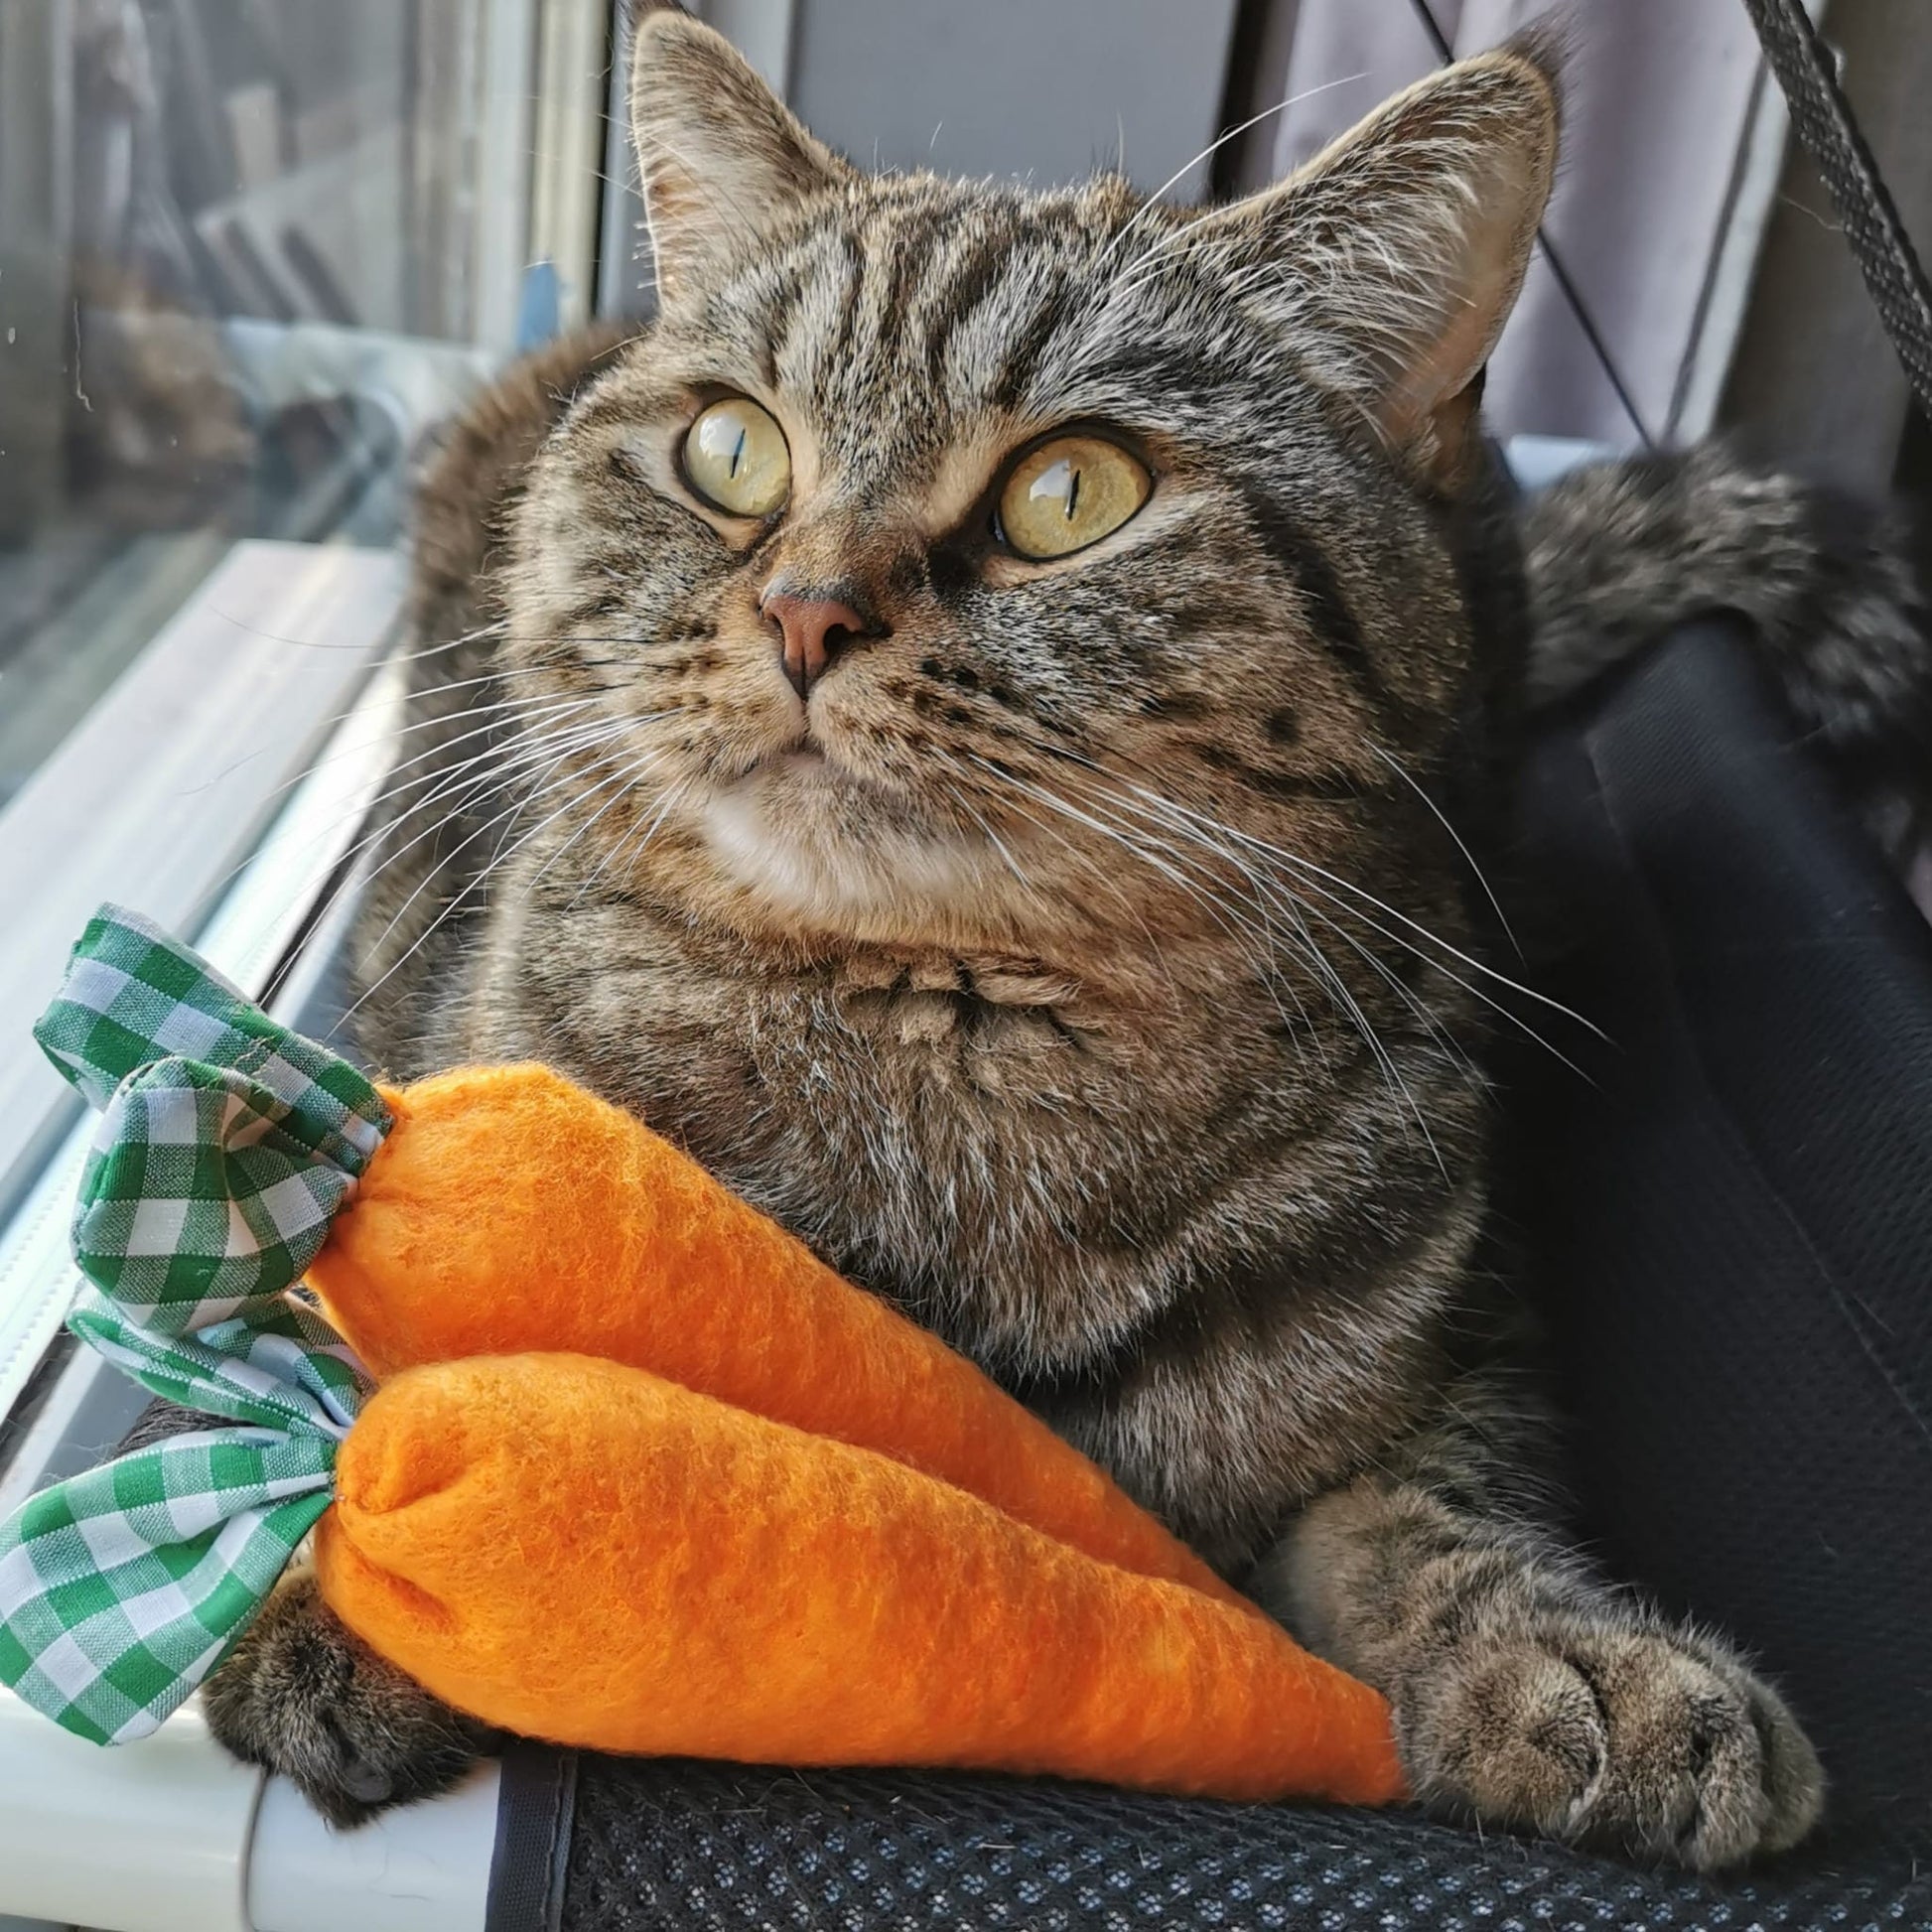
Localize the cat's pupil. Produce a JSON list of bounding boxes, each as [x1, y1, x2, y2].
[[730, 427, 747, 480], [1066, 468, 1081, 520]]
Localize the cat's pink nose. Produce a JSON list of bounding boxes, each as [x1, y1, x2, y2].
[[760, 589, 875, 699]]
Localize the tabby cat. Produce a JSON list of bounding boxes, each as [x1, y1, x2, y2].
[[193, 3, 1932, 1866]]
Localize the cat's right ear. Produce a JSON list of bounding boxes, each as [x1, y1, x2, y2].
[[628, 3, 852, 303], [1180, 37, 1560, 476]]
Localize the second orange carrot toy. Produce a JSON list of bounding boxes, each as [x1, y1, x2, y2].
[[322, 1351, 1403, 1804]]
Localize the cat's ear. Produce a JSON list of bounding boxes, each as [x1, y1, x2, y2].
[[1195, 40, 1559, 461], [628, 4, 852, 301]]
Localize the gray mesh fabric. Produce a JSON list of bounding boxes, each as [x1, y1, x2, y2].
[[560, 1759, 1932, 1932]]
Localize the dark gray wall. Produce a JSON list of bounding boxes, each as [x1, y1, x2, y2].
[[786, 0, 1239, 196], [601, 0, 1242, 317]]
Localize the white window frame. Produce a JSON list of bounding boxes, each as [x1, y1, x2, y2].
[[0, 541, 404, 1400], [0, 4, 662, 1921]]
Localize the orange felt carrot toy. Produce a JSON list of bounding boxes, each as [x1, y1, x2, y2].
[[312, 1062, 1243, 1609], [321, 1352, 1398, 1802], [0, 904, 1404, 1811]]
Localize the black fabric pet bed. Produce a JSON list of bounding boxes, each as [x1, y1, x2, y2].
[[472, 622, 1932, 1929]]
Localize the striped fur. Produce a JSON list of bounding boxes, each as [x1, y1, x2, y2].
[[193, 10, 1906, 1863]]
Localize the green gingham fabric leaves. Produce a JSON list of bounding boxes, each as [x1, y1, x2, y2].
[[0, 906, 393, 1743], [0, 1416, 346, 1744], [34, 901, 389, 1214]]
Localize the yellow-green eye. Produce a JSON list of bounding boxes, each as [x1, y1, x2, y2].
[[998, 434, 1151, 560], [682, 396, 791, 516]]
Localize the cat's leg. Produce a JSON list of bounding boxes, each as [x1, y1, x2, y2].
[[1255, 1470, 1824, 1869], [119, 1399, 490, 1826]]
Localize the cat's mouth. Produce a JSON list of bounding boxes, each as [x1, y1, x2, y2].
[[734, 729, 890, 795], [710, 739, 930, 844]]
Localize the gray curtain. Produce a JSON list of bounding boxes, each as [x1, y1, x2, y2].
[[1259, 0, 1782, 449]]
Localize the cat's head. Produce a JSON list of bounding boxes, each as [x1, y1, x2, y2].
[[502, 5, 1557, 976]]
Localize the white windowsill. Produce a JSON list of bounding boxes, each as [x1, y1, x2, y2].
[[0, 539, 406, 1423], [0, 539, 407, 1213]]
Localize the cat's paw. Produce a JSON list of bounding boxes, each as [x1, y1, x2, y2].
[[200, 1573, 494, 1828], [1399, 1616, 1823, 1870]]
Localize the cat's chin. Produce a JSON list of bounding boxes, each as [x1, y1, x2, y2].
[[698, 762, 1019, 937]]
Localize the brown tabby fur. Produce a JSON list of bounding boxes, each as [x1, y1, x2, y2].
[[189, 4, 1924, 1868]]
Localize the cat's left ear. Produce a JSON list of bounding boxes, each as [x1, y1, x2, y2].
[[1193, 39, 1559, 468], [628, 3, 853, 302]]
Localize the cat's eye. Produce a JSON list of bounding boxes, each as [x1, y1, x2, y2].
[[997, 435, 1151, 561], [682, 396, 791, 517]]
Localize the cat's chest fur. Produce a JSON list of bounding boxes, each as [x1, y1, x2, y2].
[[459, 878, 1359, 1379]]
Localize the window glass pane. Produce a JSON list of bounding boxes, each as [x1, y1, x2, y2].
[[0, 0, 514, 808]]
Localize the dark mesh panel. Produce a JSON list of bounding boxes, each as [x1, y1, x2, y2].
[[561, 1759, 1932, 1931]]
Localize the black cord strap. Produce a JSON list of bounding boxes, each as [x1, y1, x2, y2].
[[1739, 0, 1932, 421]]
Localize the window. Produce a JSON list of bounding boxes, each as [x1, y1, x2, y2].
[[0, 0, 513, 803], [0, 0, 615, 1426]]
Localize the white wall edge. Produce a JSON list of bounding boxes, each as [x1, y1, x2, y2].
[[0, 1688, 501, 1932]]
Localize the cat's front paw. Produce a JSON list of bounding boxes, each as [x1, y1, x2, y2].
[[1399, 1617, 1824, 1870], [201, 1573, 494, 1828]]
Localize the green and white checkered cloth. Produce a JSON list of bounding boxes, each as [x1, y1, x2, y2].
[[0, 906, 393, 1743]]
